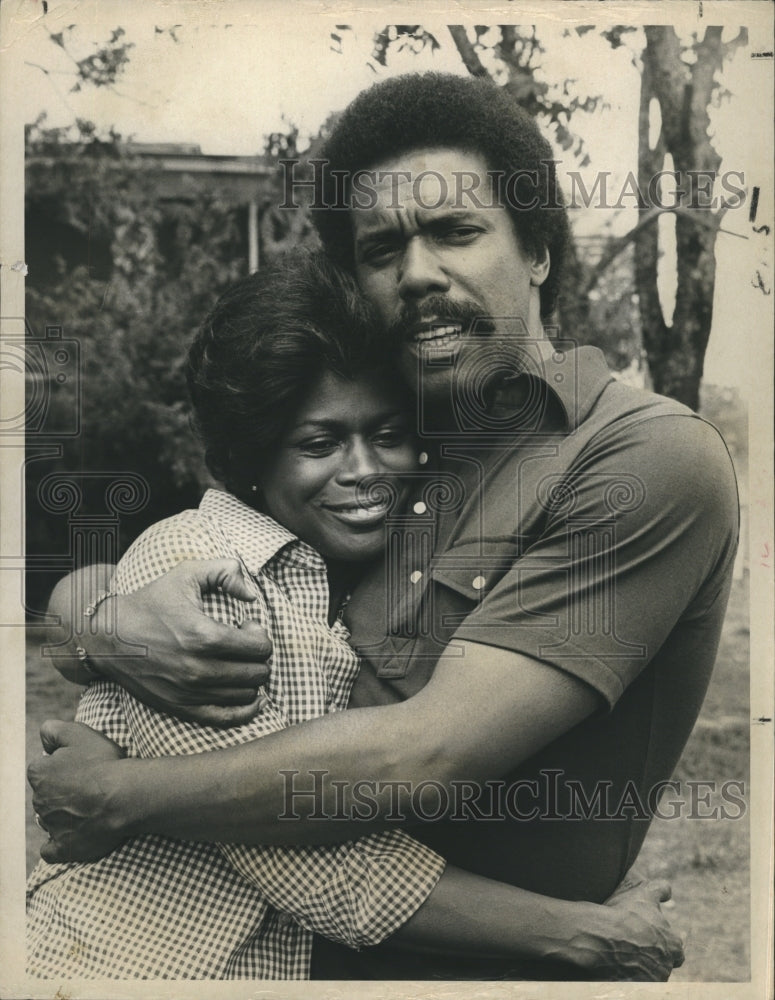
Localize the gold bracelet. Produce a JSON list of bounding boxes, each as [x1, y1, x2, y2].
[[83, 590, 117, 618], [74, 645, 101, 681], [76, 590, 117, 679]]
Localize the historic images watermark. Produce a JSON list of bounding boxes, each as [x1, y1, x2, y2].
[[279, 159, 748, 212], [279, 769, 747, 823]]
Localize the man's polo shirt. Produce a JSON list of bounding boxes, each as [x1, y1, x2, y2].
[[312, 343, 739, 980]]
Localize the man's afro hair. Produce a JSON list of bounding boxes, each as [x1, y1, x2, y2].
[[312, 72, 570, 319]]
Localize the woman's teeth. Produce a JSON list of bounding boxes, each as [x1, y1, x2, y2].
[[330, 500, 388, 515]]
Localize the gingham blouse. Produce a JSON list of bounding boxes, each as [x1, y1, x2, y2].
[[27, 489, 444, 980]]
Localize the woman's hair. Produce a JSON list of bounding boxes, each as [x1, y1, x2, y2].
[[186, 249, 395, 501], [313, 72, 570, 320]]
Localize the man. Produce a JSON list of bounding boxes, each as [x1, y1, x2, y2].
[[29, 73, 738, 980]]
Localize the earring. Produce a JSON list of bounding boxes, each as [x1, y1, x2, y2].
[[251, 485, 258, 492]]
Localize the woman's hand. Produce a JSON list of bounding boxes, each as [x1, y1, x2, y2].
[[51, 560, 274, 727]]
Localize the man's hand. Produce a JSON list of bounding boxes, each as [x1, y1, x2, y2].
[[29, 721, 128, 863], [573, 874, 685, 981], [86, 559, 273, 727]]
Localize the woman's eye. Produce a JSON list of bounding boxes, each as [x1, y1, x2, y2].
[[298, 438, 338, 456], [373, 427, 410, 447], [363, 243, 400, 265]]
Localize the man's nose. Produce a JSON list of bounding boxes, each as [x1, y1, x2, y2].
[[397, 237, 451, 301]]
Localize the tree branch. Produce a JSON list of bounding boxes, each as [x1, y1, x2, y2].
[[447, 25, 490, 78], [582, 206, 740, 296], [720, 26, 749, 57], [583, 210, 661, 295]]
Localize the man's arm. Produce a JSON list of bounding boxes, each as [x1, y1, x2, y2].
[[32, 413, 736, 853], [394, 866, 684, 981], [30, 641, 598, 854], [27, 730, 682, 980], [47, 561, 273, 726]]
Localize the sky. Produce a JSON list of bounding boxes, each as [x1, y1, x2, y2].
[[4, 0, 773, 389]]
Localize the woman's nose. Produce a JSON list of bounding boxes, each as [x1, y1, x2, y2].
[[336, 440, 382, 483]]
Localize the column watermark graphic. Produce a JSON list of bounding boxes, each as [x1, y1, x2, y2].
[[1, 318, 150, 652]]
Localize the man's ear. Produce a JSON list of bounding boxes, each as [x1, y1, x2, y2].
[[530, 248, 550, 287]]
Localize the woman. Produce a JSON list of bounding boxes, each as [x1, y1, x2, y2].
[[28, 251, 680, 979]]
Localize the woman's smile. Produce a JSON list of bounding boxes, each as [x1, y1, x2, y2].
[[260, 369, 417, 564]]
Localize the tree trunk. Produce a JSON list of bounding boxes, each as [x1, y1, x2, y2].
[[635, 53, 671, 398], [637, 26, 730, 410]]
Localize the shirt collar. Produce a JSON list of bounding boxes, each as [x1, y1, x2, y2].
[[492, 340, 612, 432], [199, 488, 320, 577]]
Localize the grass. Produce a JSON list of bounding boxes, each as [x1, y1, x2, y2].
[[635, 569, 750, 981]]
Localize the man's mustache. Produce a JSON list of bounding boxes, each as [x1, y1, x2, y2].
[[384, 296, 494, 344]]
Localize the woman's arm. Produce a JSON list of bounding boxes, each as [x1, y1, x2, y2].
[[66, 510, 439, 959], [61, 515, 678, 979], [34, 719, 683, 981], [28, 722, 683, 980], [35, 721, 683, 983], [46, 564, 114, 684]]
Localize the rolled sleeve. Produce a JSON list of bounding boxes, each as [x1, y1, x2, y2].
[[222, 834, 445, 950]]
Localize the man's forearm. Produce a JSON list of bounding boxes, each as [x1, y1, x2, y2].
[[34, 643, 597, 857], [394, 864, 602, 965], [30, 722, 683, 981], [393, 868, 684, 981], [108, 644, 596, 847], [47, 565, 115, 684], [112, 701, 425, 845]]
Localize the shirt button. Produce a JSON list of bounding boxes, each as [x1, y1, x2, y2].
[[418, 451, 429, 465], [413, 501, 427, 514], [472, 575, 486, 591], [410, 570, 423, 584]]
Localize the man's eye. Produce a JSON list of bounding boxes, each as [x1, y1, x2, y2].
[[441, 227, 481, 243]]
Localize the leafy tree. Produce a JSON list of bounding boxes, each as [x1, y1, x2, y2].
[[25, 114, 248, 612]]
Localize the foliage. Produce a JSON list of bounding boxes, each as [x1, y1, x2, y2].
[[43, 24, 134, 94], [583, 244, 642, 373], [257, 113, 343, 261], [25, 122, 249, 612]]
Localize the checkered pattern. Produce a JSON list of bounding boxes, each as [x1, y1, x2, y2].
[[27, 489, 444, 980]]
